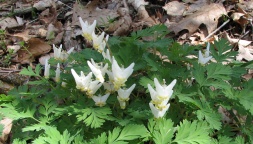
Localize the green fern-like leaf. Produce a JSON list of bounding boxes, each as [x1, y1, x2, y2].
[[33, 127, 75, 144], [108, 124, 149, 144], [196, 108, 222, 130], [76, 107, 112, 128], [19, 64, 41, 77], [148, 119, 174, 144], [173, 120, 211, 144], [206, 63, 232, 81], [12, 138, 27, 144], [0, 103, 35, 120]]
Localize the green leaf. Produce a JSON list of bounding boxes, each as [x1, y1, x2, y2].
[[12, 139, 27, 144], [0, 94, 13, 102], [173, 120, 211, 144], [0, 103, 35, 120], [89, 132, 107, 144], [196, 108, 222, 130], [206, 63, 232, 81], [210, 39, 237, 62], [76, 107, 112, 128], [148, 119, 174, 144], [139, 76, 154, 89], [0, 123, 3, 136], [33, 127, 75, 144], [193, 62, 206, 86], [234, 136, 245, 144], [19, 65, 41, 77], [108, 124, 149, 144]]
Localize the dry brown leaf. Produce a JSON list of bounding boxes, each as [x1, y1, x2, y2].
[[106, 8, 132, 36], [169, 3, 227, 35], [71, 2, 119, 27], [224, 32, 251, 46], [163, 1, 186, 16], [0, 118, 12, 143], [39, 7, 57, 25], [184, 0, 209, 15], [0, 17, 19, 30], [237, 45, 253, 61], [13, 38, 51, 64]]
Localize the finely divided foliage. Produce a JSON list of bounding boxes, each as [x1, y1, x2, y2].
[[0, 19, 253, 143]]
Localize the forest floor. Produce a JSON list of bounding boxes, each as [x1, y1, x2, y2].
[[0, 0, 253, 93]]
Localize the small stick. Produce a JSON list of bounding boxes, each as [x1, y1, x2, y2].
[[204, 19, 230, 41]]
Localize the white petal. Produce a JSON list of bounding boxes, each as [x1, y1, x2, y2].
[[55, 63, 61, 82]]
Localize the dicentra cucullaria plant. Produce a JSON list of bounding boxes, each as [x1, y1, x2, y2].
[[0, 17, 253, 144]]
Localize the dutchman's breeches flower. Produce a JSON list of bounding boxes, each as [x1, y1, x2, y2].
[[44, 59, 50, 79], [79, 17, 96, 42], [92, 93, 110, 107], [117, 84, 136, 109], [198, 42, 212, 65], [71, 69, 93, 91], [111, 57, 135, 90], [55, 63, 61, 82], [148, 78, 177, 118], [53, 44, 74, 61], [92, 32, 105, 51]]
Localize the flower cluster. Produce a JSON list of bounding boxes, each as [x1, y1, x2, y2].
[[148, 78, 177, 118], [44, 44, 74, 83], [70, 18, 136, 108], [198, 42, 212, 65]]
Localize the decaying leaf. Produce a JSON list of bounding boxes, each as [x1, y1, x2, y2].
[[71, 2, 119, 27], [163, 1, 186, 16], [237, 45, 253, 61], [13, 38, 51, 64], [169, 3, 227, 35], [106, 8, 132, 36], [39, 7, 57, 25], [0, 118, 12, 143], [0, 17, 19, 30], [224, 32, 251, 47]]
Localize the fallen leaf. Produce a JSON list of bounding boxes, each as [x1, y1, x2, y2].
[[224, 32, 251, 46], [0, 17, 19, 30], [237, 45, 253, 61], [0, 118, 12, 143], [39, 7, 57, 25], [33, 0, 53, 10], [163, 1, 186, 16], [71, 2, 119, 27], [169, 3, 227, 35], [14, 38, 51, 64], [106, 8, 132, 36]]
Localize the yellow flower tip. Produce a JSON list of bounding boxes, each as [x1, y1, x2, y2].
[[83, 33, 92, 42], [96, 102, 106, 107]]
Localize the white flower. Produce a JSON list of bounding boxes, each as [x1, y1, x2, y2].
[[53, 44, 74, 61], [92, 93, 110, 107], [149, 102, 170, 118], [112, 57, 135, 90], [103, 82, 115, 94], [79, 17, 96, 42], [148, 78, 176, 100], [86, 80, 102, 97], [44, 59, 50, 79], [71, 69, 92, 91], [87, 59, 108, 83], [53, 44, 62, 59], [198, 42, 212, 65], [117, 84, 136, 102], [87, 61, 105, 83], [117, 98, 126, 109], [97, 34, 109, 53], [55, 63, 61, 82], [92, 32, 105, 51], [102, 49, 112, 62]]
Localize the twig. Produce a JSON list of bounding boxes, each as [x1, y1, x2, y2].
[[204, 19, 230, 41]]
